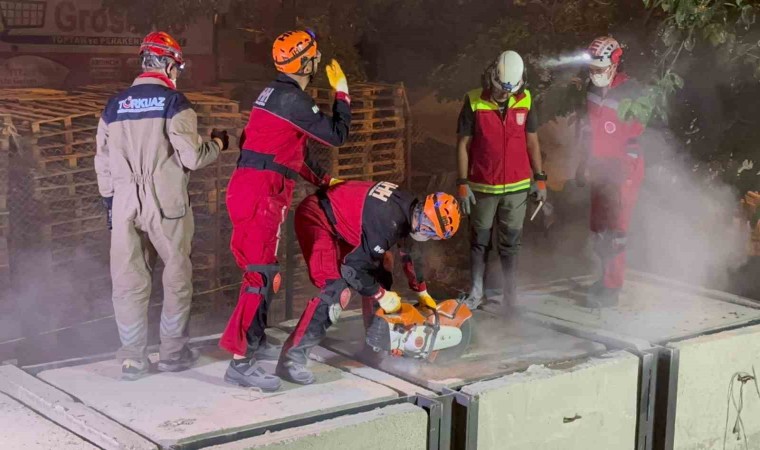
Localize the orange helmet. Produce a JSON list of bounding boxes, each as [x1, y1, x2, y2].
[[272, 29, 319, 74], [414, 193, 461, 240], [140, 31, 184, 67]]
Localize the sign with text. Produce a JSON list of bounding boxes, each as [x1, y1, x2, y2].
[[0, 0, 213, 54]]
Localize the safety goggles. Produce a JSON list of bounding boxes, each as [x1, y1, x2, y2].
[[413, 208, 439, 240]]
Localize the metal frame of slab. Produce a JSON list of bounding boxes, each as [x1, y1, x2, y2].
[[651, 347, 679, 450], [443, 387, 479, 450]]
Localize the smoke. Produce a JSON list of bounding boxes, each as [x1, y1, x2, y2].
[[625, 137, 748, 290]]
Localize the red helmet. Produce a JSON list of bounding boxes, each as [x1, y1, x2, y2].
[[140, 31, 185, 68]]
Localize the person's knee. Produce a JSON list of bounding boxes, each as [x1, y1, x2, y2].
[[498, 228, 523, 257], [470, 227, 492, 252]]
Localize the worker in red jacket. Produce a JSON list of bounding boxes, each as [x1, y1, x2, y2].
[[220, 29, 351, 391], [276, 181, 461, 385], [576, 36, 645, 307]]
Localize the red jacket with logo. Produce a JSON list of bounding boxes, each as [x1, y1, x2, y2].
[[240, 74, 351, 185], [586, 73, 645, 160], [314, 181, 426, 297]]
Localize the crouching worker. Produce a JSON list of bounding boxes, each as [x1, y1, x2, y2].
[[276, 181, 461, 385]]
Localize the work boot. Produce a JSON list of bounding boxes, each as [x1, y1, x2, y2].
[[253, 340, 281, 361], [121, 358, 149, 381], [499, 254, 518, 317], [276, 360, 316, 385], [585, 281, 620, 308], [224, 359, 282, 392], [158, 346, 200, 373]]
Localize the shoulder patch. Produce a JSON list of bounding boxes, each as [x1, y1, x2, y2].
[[373, 245, 386, 255], [368, 182, 399, 202], [255, 87, 275, 107]]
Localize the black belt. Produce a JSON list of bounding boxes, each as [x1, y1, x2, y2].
[[316, 189, 347, 242], [237, 150, 298, 180]]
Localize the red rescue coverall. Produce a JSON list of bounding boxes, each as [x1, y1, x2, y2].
[[219, 74, 351, 356], [280, 181, 427, 366], [586, 72, 645, 289]]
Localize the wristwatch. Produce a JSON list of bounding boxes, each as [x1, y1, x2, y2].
[[456, 178, 468, 185], [533, 171, 548, 181]]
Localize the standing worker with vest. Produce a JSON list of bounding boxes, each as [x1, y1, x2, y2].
[[219, 29, 351, 391], [457, 51, 546, 314], [95, 32, 224, 380], [576, 37, 646, 307], [276, 181, 461, 385]]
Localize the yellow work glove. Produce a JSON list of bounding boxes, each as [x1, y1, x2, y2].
[[329, 178, 345, 187], [326, 59, 349, 95], [417, 290, 437, 309], [373, 288, 401, 314]]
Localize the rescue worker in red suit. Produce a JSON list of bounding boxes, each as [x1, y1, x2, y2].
[[276, 181, 461, 385], [576, 37, 645, 307], [220, 29, 351, 391]]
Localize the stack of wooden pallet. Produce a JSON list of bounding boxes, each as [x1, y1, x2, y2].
[[0, 114, 12, 288], [307, 83, 407, 181]]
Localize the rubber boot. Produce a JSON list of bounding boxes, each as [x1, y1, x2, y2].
[[499, 254, 518, 317], [463, 249, 487, 310]]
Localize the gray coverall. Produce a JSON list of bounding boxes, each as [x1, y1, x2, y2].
[[95, 75, 220, 362]]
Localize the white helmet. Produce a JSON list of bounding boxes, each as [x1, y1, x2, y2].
[[587, 36, 622, 88], [491, 50, 525, 94]]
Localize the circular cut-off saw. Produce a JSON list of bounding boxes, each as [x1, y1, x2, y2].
[[365, 300, 473, 363]]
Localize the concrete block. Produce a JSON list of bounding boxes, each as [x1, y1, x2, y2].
[[0, 392, 98, 449], [38, 347, 399, 448], [206, 403, 428, 450], [518, 272, 760, 344], [667, 324, 760, 450], [460, 351, 639, 450], [266, 327, 437, 397], [0, 364, 157, 450], [295, 311, 606, 392]]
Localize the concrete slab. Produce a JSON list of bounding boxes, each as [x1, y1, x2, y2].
[[206, 403, 428, 450], [280, 310, 607, 392], [0, 364, 157, 450], [460, 351, 639, 450], [666, 324, 760, 450], [0, 391, 98, 449], [517, 272, 760, 344], [266, 327, 437, 398], [37, 347, 400, 449]]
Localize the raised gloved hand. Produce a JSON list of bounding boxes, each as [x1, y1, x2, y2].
[[575, 164, 587, 187], [530, 180, 547, 203], [211, 129, 229, 150], [329, 178, 345, 187], [102, 196, 113, 231], [326, 59, 349, 95], [372, 288, 401, 314], [457, 181, 476, 215], [417, 290, 437, 309]]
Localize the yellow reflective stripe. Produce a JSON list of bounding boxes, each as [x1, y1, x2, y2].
[[469, 179, 531, 194], [467, 88, 532, 112]]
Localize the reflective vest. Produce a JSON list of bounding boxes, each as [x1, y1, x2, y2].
[[587, 73, 644, 160], [466, 88, 533, 194]]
